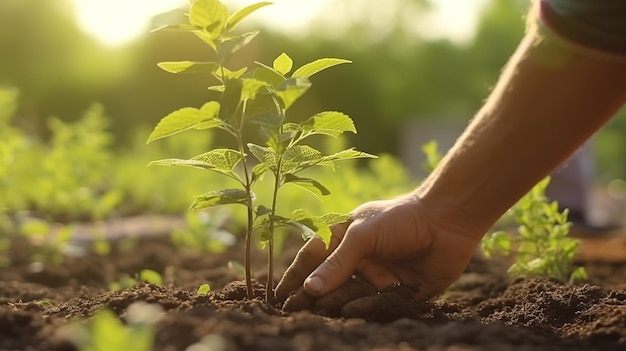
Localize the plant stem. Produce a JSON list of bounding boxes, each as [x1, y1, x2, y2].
[[232, 98, 254, 300], [244, 188, 254, 299], [266, 159, 282, 303]]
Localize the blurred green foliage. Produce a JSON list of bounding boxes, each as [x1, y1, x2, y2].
[[0, 0, 524, 150], [2, 0, 623, 181], [1, 87, 415, 222]]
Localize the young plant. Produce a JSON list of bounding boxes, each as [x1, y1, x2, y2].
[[64, 302, 162, 351], [147, 0, 375, 301], [109, 269, 164, 291], [197, 283, 211, 295], [481, 177, 588, 282], [19, 219, 73, 265], [171, 210, 235, 254]]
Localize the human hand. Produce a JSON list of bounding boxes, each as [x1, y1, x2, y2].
[[275, 192, 484, 305]]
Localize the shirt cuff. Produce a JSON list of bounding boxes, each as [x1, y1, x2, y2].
[[535, 0, 626, 64]]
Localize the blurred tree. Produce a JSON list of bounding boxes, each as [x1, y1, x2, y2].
[[14, 0, 617, 169], [0, 0, 136, 135], [248, 0, 527, 155]]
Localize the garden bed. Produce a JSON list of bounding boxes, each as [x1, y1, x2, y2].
[[2, 216, 626, 351]]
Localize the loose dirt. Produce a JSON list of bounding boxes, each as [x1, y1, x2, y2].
[[2, 217, 626, 351]]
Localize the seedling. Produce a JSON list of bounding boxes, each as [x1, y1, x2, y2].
[[19, 219, 73, 265], [147, 0, 374, 301], [171, 210, 235, 254], [197, 283, 211, 295], [109, 269, 164, 291], [481, 177, 587, 282], [65, 302, 162, 351]]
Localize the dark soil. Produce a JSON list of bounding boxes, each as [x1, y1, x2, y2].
[[2, 216, 626, 351]]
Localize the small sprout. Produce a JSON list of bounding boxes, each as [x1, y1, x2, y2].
[[139, 269, 163, 285], [63, 302, 162, 351], [197, 283, 211, 295]]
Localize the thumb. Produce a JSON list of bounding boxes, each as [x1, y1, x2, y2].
[[303, 226, 370, 297]]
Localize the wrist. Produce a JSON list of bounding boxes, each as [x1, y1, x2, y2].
[[410, 186, 491, 242]]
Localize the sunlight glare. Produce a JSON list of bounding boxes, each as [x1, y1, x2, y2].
[[72, 0, 185, 46]]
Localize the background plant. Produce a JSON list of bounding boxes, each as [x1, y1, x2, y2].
[[147, 0, 376, 301], [65, 302, 162, 351], [109, 269, 164, 291], [31, 105, 123, 222], [481, 177, 588, 282], [171, 209, 236, 254], [422, 140, 586, 282]]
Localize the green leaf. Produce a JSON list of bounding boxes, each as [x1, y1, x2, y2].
[[256, 204, 272, 217], [189, 0, 228, 37], [215, 66, 248, 81], [281, 219, 316, 242], [248, 143, 277, 168], [149, 149, 242, 180], [157, 61, 217, 74], [197, 283, 211, 295], [319, 212, 351, 225], [149, 158, 212, 169], [570, 267, 588, 282], [190, 189, 250, 209], [276, 77, 311, 110], [253, 216, 272, 245], [139, 269, 163, 285], [292, 58, 351, 78], [208, 85, 225, 92], [217, 31, 259, 57], [150, 23, 202, 33], [241, 78, 269, 100], [147, 102, 221, 143], [290, 209, 333, 248], [321, 148, 377, 163], [284, 173, 330, 199], [273, 52, 293, 75], [280, 123, 301, 139], [282, 145, 323, 173], [491, 231, 512, 254], [251, 162, 270, 184], [253, 62, 286, 88], [301, 111, 356, 138], [225, 2, 273, 32], [192, 148, 243, 171], [91, 309, 127, 350]]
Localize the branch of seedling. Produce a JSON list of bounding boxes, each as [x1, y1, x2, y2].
[[146, 0, 374, 302]]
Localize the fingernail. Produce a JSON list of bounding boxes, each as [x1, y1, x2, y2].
[[304, 276, 325, 294]]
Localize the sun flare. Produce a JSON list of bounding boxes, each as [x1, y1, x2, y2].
[[72, 0, 185, 46]]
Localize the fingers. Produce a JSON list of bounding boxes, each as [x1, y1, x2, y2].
[[356, 259, 402, 292], [313, 275, 377, 315], [275, 221, 349, 302], [303, 222, 372, 297]]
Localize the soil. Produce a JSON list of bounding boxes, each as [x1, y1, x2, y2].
[[2, 216, 626, 351]]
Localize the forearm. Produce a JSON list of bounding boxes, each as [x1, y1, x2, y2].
[[416, 29, 626, 238]]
